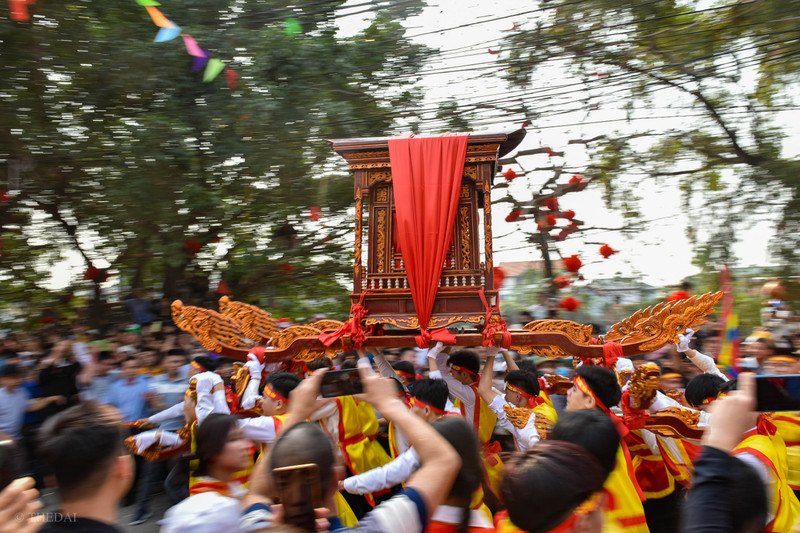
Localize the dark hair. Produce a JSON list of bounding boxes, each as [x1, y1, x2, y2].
[[408, 378, 449, 412], [216, 357, 236, 367], [506, 370, 540, 397], [194, 413, 239, 477], [306, 357, 333, 371], [167, 348, 187, 357], [340, 359, 358, 370], [271, 422, 336, 495], [719, 378, 738, 394], [97, 351, 114, 363], [192, 355, 217, 372], [549, 410, 620, 476], [575, 365, 621, 409], [516, 358, 539, 376], [266, 372, 302, 400], [502, 441, 608, 533], [685, 374, 726, 408], [682, 452, 767, 533], [38, 402, 125, 501], [431, 416, 483, 533], [392, 361, 416, 380], [1, 364, 20, 378], [447, 350, 480, 376]]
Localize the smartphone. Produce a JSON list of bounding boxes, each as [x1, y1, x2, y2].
[[754, 375, 800, 412], [320, 368, 363, 398], [273, 463, 322, 533]]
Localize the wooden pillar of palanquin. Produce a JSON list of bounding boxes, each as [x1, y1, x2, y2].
[[331, 133, 518, 331]]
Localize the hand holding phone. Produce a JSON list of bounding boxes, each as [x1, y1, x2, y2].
[[273, 463, 322, 533], [320, 368, 363, 398]]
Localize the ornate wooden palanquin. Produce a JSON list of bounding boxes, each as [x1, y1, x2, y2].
[[330, 132, 524, 331]]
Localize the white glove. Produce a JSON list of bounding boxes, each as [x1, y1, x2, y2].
[[427, 341, 446, 360], [194, 371, 223, 394], [244, 359, 264, 380], [241, 395, 260, 410], [677, 328, 695, 353], [133, 431, 159, 453], [486, 346, 500, 358]]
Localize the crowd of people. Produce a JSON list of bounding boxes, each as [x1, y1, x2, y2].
[[1, 294, 799, 533]]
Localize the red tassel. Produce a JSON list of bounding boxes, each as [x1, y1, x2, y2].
[[505, 209, 522, 223], [544, 198, 559, 211], [503, 168, 518, 181], [561, 209, 575, 220]]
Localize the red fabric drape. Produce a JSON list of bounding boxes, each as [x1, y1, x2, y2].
[[388, 133, 469, 340]]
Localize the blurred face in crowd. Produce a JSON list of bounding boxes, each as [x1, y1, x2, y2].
[[139, 350, 157, 369], [120, 359, 139, 382], [566, 384, 594, 411], [0, 373, 22, 390], [744, 339, 774, 365], [96, 357, 114, 377], [397, 349, 416, 365], [121, 330, 139, 347], [162, 355, 185, 378], [763, 358, 798, 375], [215, 427, 253, 473]]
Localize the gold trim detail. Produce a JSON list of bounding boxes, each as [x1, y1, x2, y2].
[[602, 292, 724, 351], [511, 320, 593, 357], [460, 206, 471, 269], [171, 300, 254, 354], [218, 296, 278, 344], [376, 187, 389, 202], [376, 208, 387, 273], [627, 362, 661, 409], [364, 315, 483, 330]]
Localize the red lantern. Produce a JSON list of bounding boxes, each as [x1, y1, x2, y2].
[[568, 175, 587, 191], [83, 266, 99, 281], [544, 147, 555, 157], [599, 244, 616, 259], [0, 191, 12, 203], [279, 263, 296, 272], [554, 230, 568, 241], [546, 214, 557, 226], [309, 206, 321, 221], [503, 169, 518, 181], [666, 291, 691, 302], [505, 209, 522, 223], [559, 297, 581, 312], [95, 270, 111, 283], [554, 276, 572, 289], [493, 267, 506, 289], [184, 239, 202, 253], [563, 255, 582, 273], [544, 198, 559, 211], [225, 68, 239, 90], [561, 209, 575, 220]]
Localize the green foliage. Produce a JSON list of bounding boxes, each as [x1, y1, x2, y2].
[[0, 0, 430, 324], [502, 0, 800, 260]]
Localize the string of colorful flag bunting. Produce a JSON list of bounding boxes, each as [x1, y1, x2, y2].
[[135, 0, 236, 88]]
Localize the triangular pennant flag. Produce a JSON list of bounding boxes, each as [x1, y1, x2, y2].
[[145, 6, 175, 28], [181, 34, 205, 57], [225, 68, 238, 90], [154, 23, 181, 42], [191, 50, 210, 72], [203, 58, 225, 82], [135, 0, 161, 5]]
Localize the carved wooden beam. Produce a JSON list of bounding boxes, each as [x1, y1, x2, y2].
[[171, 291, 723, 363]]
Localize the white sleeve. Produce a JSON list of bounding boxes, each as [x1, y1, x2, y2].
[[212, 389, 230, 415], [237, 417, 278, 444], [309, 401, 338, 422], [486, 396, 540, 451], [149, 402, 185, 424], [342, 448, 420, 495], [688, 350, 728, 381], [434, 349, 475, 406], [241, 377, 261, 410], [649, 391, 711, 427]]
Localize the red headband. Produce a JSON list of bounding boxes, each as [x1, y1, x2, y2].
[[190, 360, 205, 372], [394, 369, 416, 379], [450, 364, 477, 377], [263, 384, 289, 404], [506, 383, 544, 408], [409, 397, 447, 415]]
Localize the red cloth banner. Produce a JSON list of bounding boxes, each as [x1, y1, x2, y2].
[[388, 134, 469, 341]]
